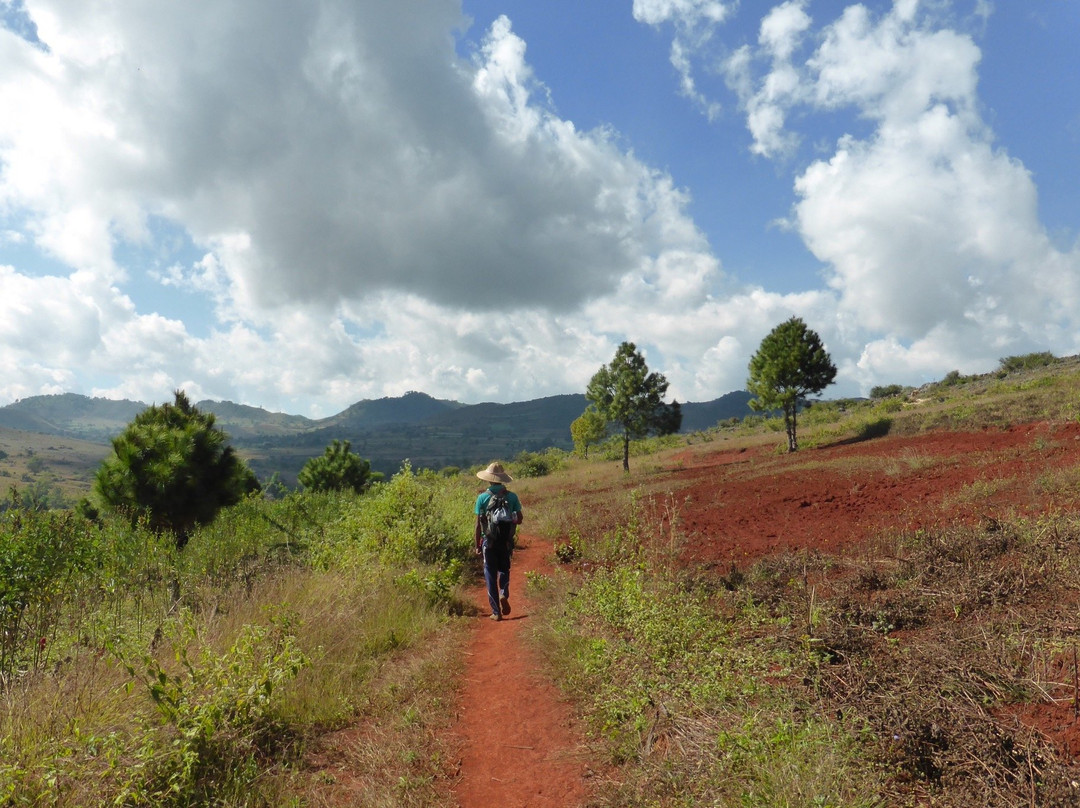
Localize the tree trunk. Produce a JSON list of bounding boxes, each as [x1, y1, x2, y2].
[[622, 433, 630, 473], [785, 404, 798, 452]]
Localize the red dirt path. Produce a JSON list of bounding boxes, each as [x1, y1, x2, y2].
[[446, 422, 1080, 804], [448, 534, 594, 807]]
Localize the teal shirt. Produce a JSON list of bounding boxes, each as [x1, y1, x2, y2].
[[474, 484, 522, 516]]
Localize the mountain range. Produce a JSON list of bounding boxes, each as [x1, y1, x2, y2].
[[0, 390, 756, 483]]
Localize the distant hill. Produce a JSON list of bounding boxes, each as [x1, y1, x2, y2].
[[196, 400, 315, 438], [316, 391, 466, 431], [679, 392, 756, 432], [0, 389, 759, 485], [0, 393, 145, 443]]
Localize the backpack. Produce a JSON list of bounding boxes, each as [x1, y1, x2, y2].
[[483, 491, 516, 548]]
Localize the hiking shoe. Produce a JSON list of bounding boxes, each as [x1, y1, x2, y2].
[[500, 596, 511, 615], [489, 613, 502, 621]]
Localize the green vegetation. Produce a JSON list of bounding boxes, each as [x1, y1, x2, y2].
[[297, 439, 382, 493], [747, 317, 837, 452], [0, 464, 474, 806], [570, 406, 607, 458], [998, 351, 1058, 374], [91, 391, 260, 549], [868, 383, 910, 399], [586, 341, 682, 472]]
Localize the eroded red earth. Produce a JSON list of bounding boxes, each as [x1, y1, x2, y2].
[[448, 421, 1080, 805], [671, 421, 1080, 566]]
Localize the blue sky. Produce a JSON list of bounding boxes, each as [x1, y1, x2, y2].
[[0, 0, 1077, 416]]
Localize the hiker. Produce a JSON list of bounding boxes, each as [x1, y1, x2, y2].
[[474, 461, 523, 621]]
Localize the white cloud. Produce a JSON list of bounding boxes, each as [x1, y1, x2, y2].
[[787, 4, 1080, 385], [631, 0, 733, 28], [632, 0, 733, 119], [1, 2, 707, 319], [759, 0, 811, 61], [710, 1, 1080, 389], [1, 1, 771, 413]]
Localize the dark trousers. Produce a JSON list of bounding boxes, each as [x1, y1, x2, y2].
[[482, 540, 512, 616]]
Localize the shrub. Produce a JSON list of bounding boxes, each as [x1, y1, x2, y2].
[[0, 509, 101, 681], [116, 614, 306, 806], [513, 449, 566, 478], [869, 384, 908, 399], [997, 351, 1057, 375], [327, 464, 472, 568]]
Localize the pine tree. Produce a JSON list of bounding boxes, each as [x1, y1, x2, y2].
[[747, 317, 837, 452]]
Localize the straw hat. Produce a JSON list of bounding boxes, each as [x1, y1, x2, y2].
[[476, 461, 513, 483]]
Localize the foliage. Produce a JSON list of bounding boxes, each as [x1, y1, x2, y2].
[[297, 439, 381, 493], [92, 391, 260, 549], [586, 341, 682, 472], [116, 614, 307, 806], [325, 464, 472, 568], [0, 477, 467, 806], [512, 448, 566, 478], [747, 317, 837, 452], [1, 480, 69, 513], [0, 508, 99, 682], [939, 369, 967, 386], [868, 383, 909, 399], [997, 351, 1057, 375], [570, 406, 608, 458]]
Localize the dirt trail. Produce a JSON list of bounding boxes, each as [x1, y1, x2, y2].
[[448, 533, 593, 807]]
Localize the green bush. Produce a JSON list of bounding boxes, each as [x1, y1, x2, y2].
[[869, 384, 909, 399], [512, 448, 567, 478], [0, 509, 102, 680], [116, 614, 306, 806], [997, 351, 1057, 375], [327, 464, 472, 568]]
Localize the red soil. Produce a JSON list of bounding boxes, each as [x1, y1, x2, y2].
[[449, 535, 594, 807], [671, 421, 1080, 566], [446, 421, 1080, 803]]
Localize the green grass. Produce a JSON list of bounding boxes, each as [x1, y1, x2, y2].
[[0, 470, 473, 806], [7, 356, 1080, 805]]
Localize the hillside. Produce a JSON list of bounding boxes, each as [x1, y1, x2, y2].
[[8, 355, 1080, 806], [504, 355, 1080, 806], [0, 389, 758, 485]]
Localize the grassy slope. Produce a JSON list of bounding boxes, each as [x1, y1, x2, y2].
[[6, 355, 1080, 806], [0, 427, 110, 502], [517, 357, 1080, 807]]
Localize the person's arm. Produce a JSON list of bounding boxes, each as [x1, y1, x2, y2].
[[474, 514, 483, 553]]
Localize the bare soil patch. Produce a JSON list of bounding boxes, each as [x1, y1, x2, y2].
[[669, 422, 1080, 566], [447, 535, 594, 807]]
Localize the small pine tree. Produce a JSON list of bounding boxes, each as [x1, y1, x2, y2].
[[297, 440, 381, 493], [747, 317, 837, 452], [586, 342, 682, 472], [93, 390, 259, 549]]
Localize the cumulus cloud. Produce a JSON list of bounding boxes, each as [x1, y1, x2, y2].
[[0, 2, 712, 314], [679, 0, 1080, 387], [1, 0, 776, 412], [790, 3, 1080, 379]]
